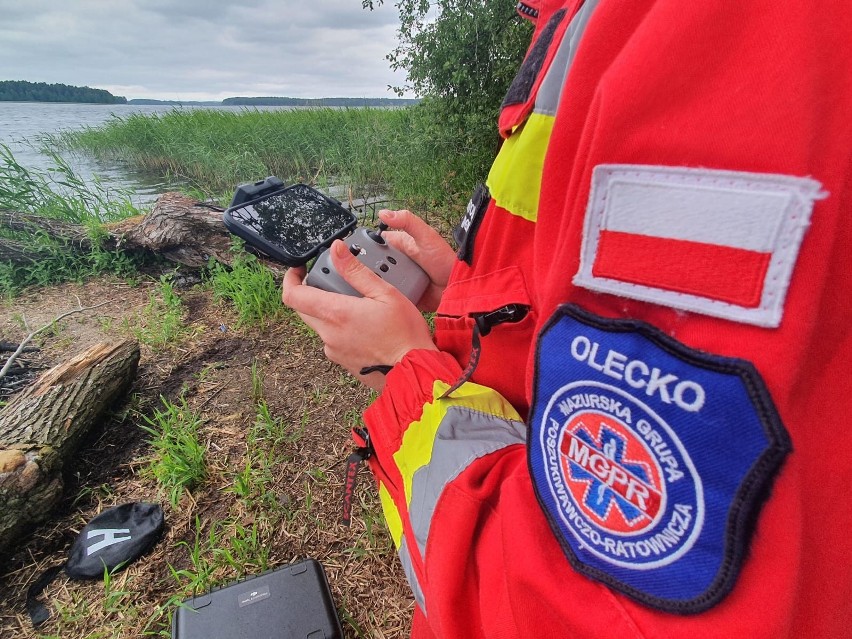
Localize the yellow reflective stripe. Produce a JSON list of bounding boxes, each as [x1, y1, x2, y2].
[[393, 380, 523, 507], [486, 111, 555, 222], [378, 481, 403, 549]]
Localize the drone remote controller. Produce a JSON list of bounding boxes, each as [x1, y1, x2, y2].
[[306, 224, 429, 304], [223, 178, 428, 304]]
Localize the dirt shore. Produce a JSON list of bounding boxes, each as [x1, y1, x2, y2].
[[0, 275, 411, 637]]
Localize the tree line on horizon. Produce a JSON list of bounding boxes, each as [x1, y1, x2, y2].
[[0, 80, 127, 104], [221, 96, 419, 107], [0, 80, 418, 107]]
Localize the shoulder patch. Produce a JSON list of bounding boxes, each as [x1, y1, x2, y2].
[[527, 305, 790, 613], [574, 165, 826, 327]]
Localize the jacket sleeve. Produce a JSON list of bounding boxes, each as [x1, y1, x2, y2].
[[361, 348, 527, 617]]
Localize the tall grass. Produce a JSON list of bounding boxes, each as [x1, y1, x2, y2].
[[56, 104, 494, 210], [207, 241, 283, 328], [0, 143, 137, 224], [140, 396, 207, 508], [0, 144, 144, 295]]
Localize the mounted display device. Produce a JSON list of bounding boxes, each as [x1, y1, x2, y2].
[[224, 179, 357, 267]]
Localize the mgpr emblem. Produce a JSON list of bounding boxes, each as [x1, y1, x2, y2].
[[543, 380, 702, 569]]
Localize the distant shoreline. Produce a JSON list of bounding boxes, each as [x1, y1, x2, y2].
[[0, 98, 419, 107], [134, 97, 420, 107], [0, 80, 418, 107]]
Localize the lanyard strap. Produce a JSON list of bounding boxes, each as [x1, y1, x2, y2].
[[440, 304, 529, 399]]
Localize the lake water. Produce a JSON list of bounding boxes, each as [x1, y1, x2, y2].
[[0, 102, 289, 206]]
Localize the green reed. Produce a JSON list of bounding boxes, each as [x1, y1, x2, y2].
[[55, 105, 493, 209], [0, 143, 138, 224]]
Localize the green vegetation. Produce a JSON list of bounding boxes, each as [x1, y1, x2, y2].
[[365, 0, 532, 161], [166, 518, 273, 604], [57, 104, 492, 208], [132, 275, 194, 349], [139, 396, 208, 507], [207, 241, 283, 328], [0, 144, 136, 224], [228, 361, 305, 514], [0, 234, 138, 297], [157, 365, 332, 615], [0, 144, 143, 296], [0, 80, 126, 104]]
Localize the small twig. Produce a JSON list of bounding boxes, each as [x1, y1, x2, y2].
[[0, 299, 111, 381], [196, 384, 226, 409], [310, 158, 325, 185]]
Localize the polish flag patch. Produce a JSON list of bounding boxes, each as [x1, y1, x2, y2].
[[574, 165, 826, 327]]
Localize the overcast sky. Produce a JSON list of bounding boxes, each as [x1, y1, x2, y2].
[[0, 0, 411, 101]]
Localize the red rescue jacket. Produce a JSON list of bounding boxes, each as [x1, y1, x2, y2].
[[361, 1, 852, 637]]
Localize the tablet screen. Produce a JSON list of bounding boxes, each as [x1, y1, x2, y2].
[[228, 184, 355, 259]]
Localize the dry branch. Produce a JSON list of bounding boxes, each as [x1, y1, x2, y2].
[[0, 297, 110, 381]]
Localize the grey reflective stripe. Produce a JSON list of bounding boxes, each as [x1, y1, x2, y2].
[[399, 537, 427, 615], [409, 406, 526, 559], [535, 0, 602, 116]]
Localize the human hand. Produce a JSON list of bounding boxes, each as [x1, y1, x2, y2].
[[377, 209, 456, 312], [281, 240, 438, 392]]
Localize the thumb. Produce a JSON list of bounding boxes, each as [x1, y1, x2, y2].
[[330, 240, 395, 299]]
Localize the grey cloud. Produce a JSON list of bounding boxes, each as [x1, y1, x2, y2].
[[0, 0, 409, 100]]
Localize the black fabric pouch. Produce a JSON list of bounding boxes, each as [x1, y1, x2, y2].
[[26, 502, 164, 625]]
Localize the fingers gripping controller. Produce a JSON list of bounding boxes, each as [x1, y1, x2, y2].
[[305, 225, 429, 303]]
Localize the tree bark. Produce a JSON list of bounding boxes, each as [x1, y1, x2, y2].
[[0, 340, 140, 551], [107, 192, 234, 267]]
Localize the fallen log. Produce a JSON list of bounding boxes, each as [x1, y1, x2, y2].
[[0, 237, 49, 264], [107, 192, 233, 267], [0, 339, 140, 551], [0, 191, 391, 273], [0, 192, 236, 271], [0, 211, 92, 250]]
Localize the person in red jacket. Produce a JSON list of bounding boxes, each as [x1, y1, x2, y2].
[[282, 1, 852, 637]]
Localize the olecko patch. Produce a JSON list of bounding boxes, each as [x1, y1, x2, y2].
[[528, 305, 790, 613]]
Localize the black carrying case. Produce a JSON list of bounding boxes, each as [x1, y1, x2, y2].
[[171, 559, 342, 639]]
